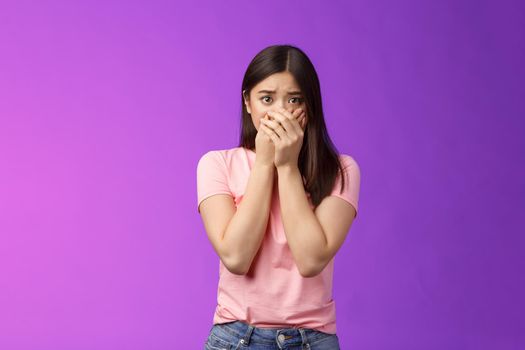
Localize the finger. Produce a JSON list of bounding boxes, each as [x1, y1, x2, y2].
[[299, 111, 306, 124], [298, 116, 305, 129], [260, 117, 286, 139], [268, 109, 302, 136], [269, 109, 300, 122], [267, 110, 293, 131], [282, 107, 305, 131], [294, 111, 306, 132], [259, 122, 280, 143], [278, 107, 300, 128], [279, 107, 303, 126], [279, 106, 301, 120]]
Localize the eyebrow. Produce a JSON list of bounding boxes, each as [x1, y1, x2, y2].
[[257, 89, 302, 95]]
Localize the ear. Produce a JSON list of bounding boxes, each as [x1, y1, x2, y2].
[[243, 90, 252, 114]]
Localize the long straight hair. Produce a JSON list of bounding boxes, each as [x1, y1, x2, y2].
[[238, 44, 347, 208]]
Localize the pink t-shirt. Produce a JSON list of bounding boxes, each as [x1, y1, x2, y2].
[[196, 146, 360, 334]]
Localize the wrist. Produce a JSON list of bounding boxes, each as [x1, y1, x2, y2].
[[254, 160, 276, 172], [276, 164, 299, 175]]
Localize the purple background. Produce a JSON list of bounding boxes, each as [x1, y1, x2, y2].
[[1, 0, 524, 349]]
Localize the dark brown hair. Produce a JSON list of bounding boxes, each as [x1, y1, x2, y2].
[[238, 44, 347, 208]]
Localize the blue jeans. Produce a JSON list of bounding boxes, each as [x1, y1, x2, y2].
[[204, 320, 340, 350]]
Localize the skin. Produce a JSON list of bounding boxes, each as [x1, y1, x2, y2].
[[244, 71, 307, 183], [243, 70, 307, 137], [199, 71, 356, 277]]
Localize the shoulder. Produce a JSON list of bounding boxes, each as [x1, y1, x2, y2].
[[197, 146, 248, 168], [333, 154, 361, 192], [197, 149, 226, 174], [337, 153, 360, 172], [198, 147, 235, 161]]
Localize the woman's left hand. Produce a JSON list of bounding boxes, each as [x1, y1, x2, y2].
[[259, 107, 306, 169]]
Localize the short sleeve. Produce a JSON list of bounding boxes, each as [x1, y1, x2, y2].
[[196, 150, 233, 213], [329, 155, 361, 218]]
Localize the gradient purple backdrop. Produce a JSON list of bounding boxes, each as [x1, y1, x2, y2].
[[1, 0, 524, 349]]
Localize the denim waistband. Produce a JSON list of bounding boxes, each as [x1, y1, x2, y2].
[[213, 320, 332, 347]]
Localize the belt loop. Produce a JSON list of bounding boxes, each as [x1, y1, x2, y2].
[[240, 323, 255, 346], [298, 328, 311, 349]]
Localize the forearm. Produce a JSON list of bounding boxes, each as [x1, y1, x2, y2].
[[222, 161, 274, 274], [277, 165, 327, 276]]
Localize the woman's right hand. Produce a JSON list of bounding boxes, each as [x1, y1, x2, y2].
[[254, 113, 276, 167]]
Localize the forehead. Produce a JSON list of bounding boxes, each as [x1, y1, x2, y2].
[[252, 71, 300, 92]]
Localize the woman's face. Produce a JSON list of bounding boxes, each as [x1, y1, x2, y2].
[[243, 71, 307, 131]]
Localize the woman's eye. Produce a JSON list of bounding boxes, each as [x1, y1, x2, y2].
[[261, 96, 303, 104]]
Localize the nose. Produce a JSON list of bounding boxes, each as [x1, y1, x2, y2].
[[275, 101, 293, 114], [266, 101, 295, 117]]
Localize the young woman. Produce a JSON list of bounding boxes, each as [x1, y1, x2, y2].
[[197, 44, 360, 350]]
